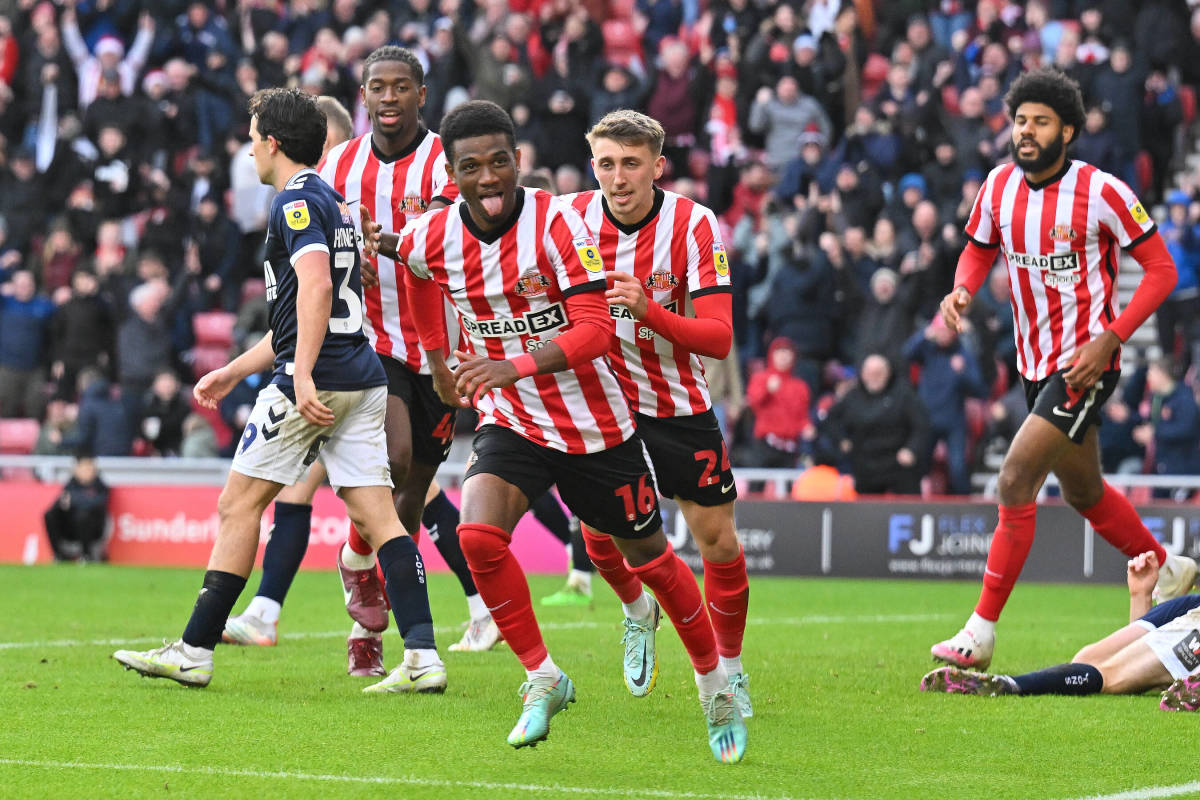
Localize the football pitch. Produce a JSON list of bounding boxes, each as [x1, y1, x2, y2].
[[1, 565, 1197, 800]]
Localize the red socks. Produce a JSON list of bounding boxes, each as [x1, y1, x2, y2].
[[346, 523, 372, 555], [703, 549, 749, 659], [457, 522, 546, 670], [1082, 483, 1168, 563], [629, 544, 719, 674], [582, 524, 644, 603], [975, 503, 1037, 622]]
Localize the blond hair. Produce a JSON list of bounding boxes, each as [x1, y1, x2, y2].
[[316, 95, 353, 146], [586, 109, 665, 157]]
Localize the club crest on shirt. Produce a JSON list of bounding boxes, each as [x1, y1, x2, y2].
[[398, 195, 428, 217], [283, 199, 310, 230], [645, 271, 679, 291], [1048, 224, 1076, 242], [514, 270, 552, 297], [1129, 199, 1150, 225], [574, 236, 603, 274], [713, 242, 730, 277]]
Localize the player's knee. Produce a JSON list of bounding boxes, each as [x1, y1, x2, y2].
[[1061, 483, 1103, 512], [1072, 643, 1101, 664], [458, 523, 509, 570], [217, 485, 261, 524], [996, 463, 1037, 506]]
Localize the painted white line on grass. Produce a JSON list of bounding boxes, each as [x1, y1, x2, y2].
[[0, 613, 954, 651], [1066, 782, 1200, 800], [0, 758, 798, 800]]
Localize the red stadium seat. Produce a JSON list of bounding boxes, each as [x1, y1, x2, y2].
[[0, 418, 40, 455], [190, 396, 233, 452], [1135, 151, 1153, 195], [240, 278, 267, 305], [1180, 85, 1196, 128], [193, 311, 237, 349], [191, 345, 230, 381], [602, 19, 643, 68]]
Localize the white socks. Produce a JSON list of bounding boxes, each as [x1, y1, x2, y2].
[[466, 593, 489, 622], [341, 542, 376, 570], [567, 569, 592, 593], [622, 591, 653, 623], [719, 655, 743, 677], [526, 654, 559, 682], [695, 665, 729, 699], [245, 596, 281, 625], [179, 642, 213, 661], [350, 622, 379, 639], [966, 612, 996, 641]]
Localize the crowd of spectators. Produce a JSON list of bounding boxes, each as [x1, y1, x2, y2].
[[1, 0, 1200, 496]]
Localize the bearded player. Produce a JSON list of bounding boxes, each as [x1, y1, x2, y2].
[[931, 67, 1197, 670]]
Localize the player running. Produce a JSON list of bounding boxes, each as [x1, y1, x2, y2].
[[930, 67, 1198, 670], [561, 110, 751, 716], [113, 88, 445, 693], [922, 550, 1200, 711], [398, 100, 747, 762], [222, 48, 500, 675]]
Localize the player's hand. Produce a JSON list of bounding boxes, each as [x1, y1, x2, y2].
[[294, 375, 334, 426], [1127, 550, 1160, 598], [358, 205, 381, 289], [939, 286, 972, 332], [193, 366, 239, 409], [431, 362, 469, 409], [606, 270, 649, 320], [452, 348, 519, 408], [1064, 330, 1120, 391]]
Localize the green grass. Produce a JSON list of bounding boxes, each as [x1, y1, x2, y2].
[[1, 565, 1198, 800]]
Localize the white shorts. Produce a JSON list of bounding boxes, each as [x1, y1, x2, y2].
[[231, 384, 391, 491], [1142, 607, 1200, 680]]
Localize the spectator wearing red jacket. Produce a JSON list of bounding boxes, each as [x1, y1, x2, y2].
[[744, 337, 815, 467]]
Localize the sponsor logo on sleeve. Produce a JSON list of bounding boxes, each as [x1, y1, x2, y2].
[[574, 237, 603, 275], [283, 199, 310, 230], [713, 241, 730, 277], [1129, 199, 1150, 225]]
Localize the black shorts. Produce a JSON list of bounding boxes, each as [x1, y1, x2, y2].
[[635, 411, 737, 506], [380, 355, 457, 465], [1022, 369, 1120, 444], [464, 424, 662, 539]]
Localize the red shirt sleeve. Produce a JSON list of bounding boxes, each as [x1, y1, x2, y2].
[[1108, 231, 1177, 342], [640, 292, 733, 359], [952, 240, 999, 295], [403, 268, 449, 353], [554, 288, 614, 367]]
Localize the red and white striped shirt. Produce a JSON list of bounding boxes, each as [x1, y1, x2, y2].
[[567, 188, 731, 417], [318, 128, 458, 374], [399, 187, 635, 454], [965, 159, 1155, 381]]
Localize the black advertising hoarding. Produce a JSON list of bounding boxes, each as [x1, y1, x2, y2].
[[663, 499, 1200, 583]]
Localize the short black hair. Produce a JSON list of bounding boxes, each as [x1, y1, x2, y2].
[[1004, 67, 1086, 143], [439, 100, 516, 162], [362, 45, 424, 88], [248, 88, 326, 167]]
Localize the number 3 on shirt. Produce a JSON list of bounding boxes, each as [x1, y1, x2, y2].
[[329, 251, 364, 334]]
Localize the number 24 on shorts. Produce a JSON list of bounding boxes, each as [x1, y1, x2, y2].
[[614, 474, 655, 522]]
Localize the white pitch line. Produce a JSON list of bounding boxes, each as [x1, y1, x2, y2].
[[0, 613, 954, 651], [0, 758, 799, 800], [1065, 782, 1200, 800]]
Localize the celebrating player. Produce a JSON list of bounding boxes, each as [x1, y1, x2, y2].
[[562, 110, 751, 716], [930, 67, 1197, 670], [399, 100, 747, 762], [113, 89, 445, 694], [922, 551, 1200, 711], [222, 49, 500, 677]]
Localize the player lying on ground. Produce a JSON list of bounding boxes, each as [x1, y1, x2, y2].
[[922, 550, 1200, 710], [930, 67, 1197, 671], [113, 88, 444, 694]]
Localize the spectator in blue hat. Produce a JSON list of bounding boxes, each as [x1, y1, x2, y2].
[[1156, 190, 1200, 369]]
